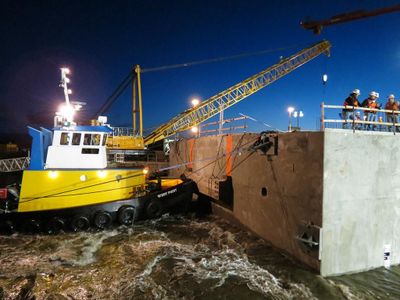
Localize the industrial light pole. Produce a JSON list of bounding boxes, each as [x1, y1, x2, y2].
[[287, 106, 295, 132], [293, 110, 304, 129], [191, 98, 200, 137]]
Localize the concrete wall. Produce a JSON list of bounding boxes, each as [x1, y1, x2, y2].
[[321, 129, 400, 276], [169, 132, 324, 270]]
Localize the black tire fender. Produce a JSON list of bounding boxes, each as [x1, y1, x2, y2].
[[93, 211, 112, 229], [46, 217, 65, 234], [117, 205, 136, 225], [25, 219, 41, 233], [0, 221, 15, 235], [145, 200, 163, 219], [70, 215, 90, 232]]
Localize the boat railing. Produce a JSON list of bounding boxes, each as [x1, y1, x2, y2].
[[320, 102, 400, 133]]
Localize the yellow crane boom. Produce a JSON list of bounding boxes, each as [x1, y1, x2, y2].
[[144, 40, 331, 145]]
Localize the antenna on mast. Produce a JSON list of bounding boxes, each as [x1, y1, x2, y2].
[[60, 67, 72, 106], [55, 68, 85, 127]]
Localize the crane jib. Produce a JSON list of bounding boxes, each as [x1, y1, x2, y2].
[[144, 40, 331, 145]]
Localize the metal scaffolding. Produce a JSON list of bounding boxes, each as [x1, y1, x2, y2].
[[0, 157, 30, 172]]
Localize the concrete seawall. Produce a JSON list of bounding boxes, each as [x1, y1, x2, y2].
[[321, 129, 400, 276], [169, 129, 400, 276]]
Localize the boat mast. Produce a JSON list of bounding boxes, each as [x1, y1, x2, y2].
[[60, 68, 72, 106], [55, 67, 77, 126]]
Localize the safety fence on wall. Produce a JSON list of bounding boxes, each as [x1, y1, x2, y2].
[[320, 102, 400, 133]]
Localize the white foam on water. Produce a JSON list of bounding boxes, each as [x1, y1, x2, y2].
[[327, 279, 365, 300], [68, 230, 120, 266], [172, 247, 315, 299], [121, 231, 315, 300], [123, 254, 171, 299]]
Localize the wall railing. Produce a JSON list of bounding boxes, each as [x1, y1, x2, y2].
[[320, 102, 400, 133]]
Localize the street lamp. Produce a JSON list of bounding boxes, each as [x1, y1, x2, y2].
[[322, 74, 328, 85], [191, 98, 200, 107], [287, 106, 295, 132], [293, 110, 304, 129]]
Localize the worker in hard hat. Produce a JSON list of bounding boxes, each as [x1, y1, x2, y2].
[[361, 91, 380, 130], [349, 111, 363, 130], [342, 89, 361, 129], [384, 94, 398, 132]]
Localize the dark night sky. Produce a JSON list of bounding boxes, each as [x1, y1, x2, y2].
[[1, 0, 400, 138]]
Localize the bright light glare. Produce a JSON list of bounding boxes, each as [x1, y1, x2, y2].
[[299, 111, 304, 117], [65, 77, 70, 83], [322, 74, 328, 83], [293, 111, 298, 118], [143, 167, 149, 175], [59, 104, 75, 121], [67, 89, 72, 94], [61, 67, 70, 74], [287, 106, 295, 114], [191, 126, 199, 133], [80, 174, 87, 181], [97, 171, 107, 179], [191, 98, 200, 107], [48, 171, 58, 179]]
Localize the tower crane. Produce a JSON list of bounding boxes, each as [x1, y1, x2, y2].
[[301, 4, 400, 35], [144, 40, 331, 146]]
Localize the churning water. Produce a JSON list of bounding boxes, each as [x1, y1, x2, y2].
[[0, 215, 399, 299]]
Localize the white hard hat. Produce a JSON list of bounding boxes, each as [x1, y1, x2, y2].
[[388, 94, 395, 99], [352, 89, 360, 95], [369, 91, 379, 98]]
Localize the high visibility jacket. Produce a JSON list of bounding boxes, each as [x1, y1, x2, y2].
[[385, 101, 399, 114], [362, 98, 380, 114], [342, 96, 361, 112]]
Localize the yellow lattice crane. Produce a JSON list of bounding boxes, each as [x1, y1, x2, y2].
[[144, 40, 331, 146], [105, 65, 145, 151]]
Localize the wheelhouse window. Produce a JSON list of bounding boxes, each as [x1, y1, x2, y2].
[[82, 148, 100, 154], [72, 133, 81, 145], [83, 133, 101, 146], [60, 133, 70, 145], [102, 134, 108, 146], [92, 134, 101, 145]]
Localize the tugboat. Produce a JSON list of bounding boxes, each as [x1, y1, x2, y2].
[[0, 68, 196, 233]]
